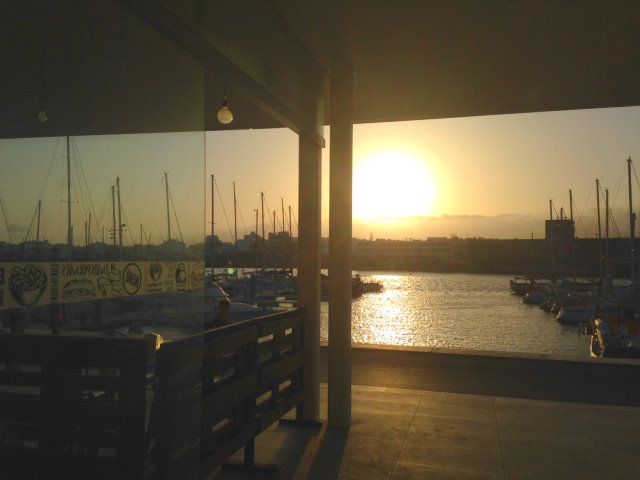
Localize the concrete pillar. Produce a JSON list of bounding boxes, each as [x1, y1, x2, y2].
[[298, 133, 323, 421], [328, 65, 353, 427]]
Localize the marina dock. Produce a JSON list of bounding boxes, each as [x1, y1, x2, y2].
[[217, 346, 640, 479]]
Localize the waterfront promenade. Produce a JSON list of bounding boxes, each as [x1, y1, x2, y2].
[[217, 346, 640, 479]]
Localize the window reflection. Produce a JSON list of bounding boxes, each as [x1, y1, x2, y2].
[[0, 133, 206, 339]]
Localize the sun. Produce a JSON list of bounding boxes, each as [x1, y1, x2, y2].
[[353, 152, 436, 221]]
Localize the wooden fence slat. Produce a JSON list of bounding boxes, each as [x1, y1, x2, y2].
[[259, 350, 304, 388], [0, 334, 149, 480], [259, 313, 304, 337], [256, 389, 305, 432], [202, 373, 256, 423], [152, 308, 305, 478], [206, 327, 257, 355]]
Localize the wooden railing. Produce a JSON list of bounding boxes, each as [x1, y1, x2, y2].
[[0, 333, 149, 480], [0, 308, 306, 479], [152, 308, 306, 479]]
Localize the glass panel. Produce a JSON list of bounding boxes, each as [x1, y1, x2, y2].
[[0, 132, 205, 339]]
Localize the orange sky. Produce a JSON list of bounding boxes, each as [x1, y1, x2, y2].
[[1, 106, 640, 246]]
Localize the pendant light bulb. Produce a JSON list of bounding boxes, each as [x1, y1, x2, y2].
[[217, 95, 233, 125], [38, 103, 47, 122]]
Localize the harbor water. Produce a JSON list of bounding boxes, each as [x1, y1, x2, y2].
[[320, 272, 591, 357]]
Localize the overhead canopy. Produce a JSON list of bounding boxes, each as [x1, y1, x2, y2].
[[1, 0, 638, 139], [273, 0, 640, 124]]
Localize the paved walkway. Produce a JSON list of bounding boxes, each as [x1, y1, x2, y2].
[[218, 383, 640, 480]]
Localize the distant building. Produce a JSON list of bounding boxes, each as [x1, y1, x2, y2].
[[236, 232, 259, 252], [545, 219, 575, 244], [350, 237, 451, 270]]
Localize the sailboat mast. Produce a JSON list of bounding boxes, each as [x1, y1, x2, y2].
[[261, 192, 265, 244], [233, 181, 237, 245], [255, 208, 259, 267], [165, 172, 171, 242], [211, 175, 216, 242], [109, 186, 115, 246], [281, 198, 285, 234], [288, 205, 293, 270], [549, 199, 555, 278], [569, 189, 575, 280], [605, 188, 610, 287], [36, 200, 41, 242], [116, 176, 123, 248], [628, 157, 635, 293], [569, 190, 573, 221], [111, 185, 116, 246], [596, 178, 603, 280], [261, 192, 265, 269], [67, 136, 72, 248], [88, 212, 91, 246]]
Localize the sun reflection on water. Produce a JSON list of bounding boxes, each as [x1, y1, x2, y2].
[[320, 272, 591, 356]]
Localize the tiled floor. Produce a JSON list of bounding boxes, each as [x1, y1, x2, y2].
[[217, 384, 640, 480]]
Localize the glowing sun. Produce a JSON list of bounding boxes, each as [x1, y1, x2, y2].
[[353, 152, 436, 221]]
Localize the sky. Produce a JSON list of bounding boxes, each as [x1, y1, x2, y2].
[[1, 106, 640, 246]]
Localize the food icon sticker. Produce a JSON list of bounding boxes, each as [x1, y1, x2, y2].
[[190, 263, 205, 289], [149, 262, 162, 281], [97, 263, 123, 297], [8, 264, 48, 306], [123, 263, 142, 295], [62, 278, 96, 301], [0, 261, 206, 310], [175, 263, 186, 291]]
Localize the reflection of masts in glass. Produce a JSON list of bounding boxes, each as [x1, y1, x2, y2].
[[66, 136, 72, 249], [36, 200, 41, 242], [165, 172, 171, 242], [0, 196, 13, 243], [111, 185, 116, 246], [84, 212, 91, 247], [116, 176, 123, 248], [162, 172, 184, 248]]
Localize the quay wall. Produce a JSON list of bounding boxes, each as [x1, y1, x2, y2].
[[320, 344, 640, 406]]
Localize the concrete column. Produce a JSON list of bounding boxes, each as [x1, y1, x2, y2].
[[298, 133, 323, 421], [328, 65, 353, 427]]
